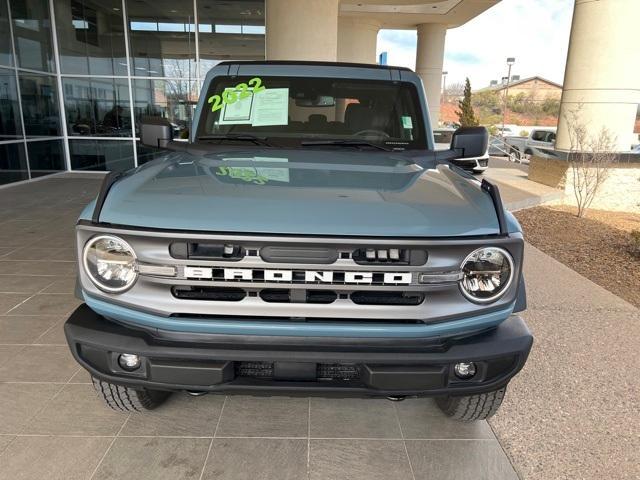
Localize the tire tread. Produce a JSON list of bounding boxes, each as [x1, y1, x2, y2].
[[436, 387, 506, 421], [91, 377, 169, 412]]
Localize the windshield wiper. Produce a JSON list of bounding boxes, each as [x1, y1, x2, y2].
[[198, 134, 271, 146], [301, 140, 390, 151]]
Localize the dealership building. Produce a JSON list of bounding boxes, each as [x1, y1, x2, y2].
[[0, 0, 638, 187]]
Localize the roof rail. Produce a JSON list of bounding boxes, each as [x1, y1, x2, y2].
[[214, 60, 412, 72]]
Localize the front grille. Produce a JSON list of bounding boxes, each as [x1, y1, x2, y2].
[[173, 286, 424, 306], [236, 362, 274, 378], [235, 361, 360, 381], [172, 286, 246, 301], [260, 289, 338, 304], [351, 291, 425, 306]]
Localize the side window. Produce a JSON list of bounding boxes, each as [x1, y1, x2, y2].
[[531, 130, 546, 141], [546, 132, 556, 143]]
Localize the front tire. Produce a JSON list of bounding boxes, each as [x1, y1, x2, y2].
[[92, 377, 171, 412], [436, 387, 506, 421]]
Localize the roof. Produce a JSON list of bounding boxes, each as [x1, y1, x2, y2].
[[478, 76, 563, 92], [215, 60, 412, 72]]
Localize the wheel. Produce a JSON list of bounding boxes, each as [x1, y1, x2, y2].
[[92, 377, 171, 412], [436, 387, 506, 421]]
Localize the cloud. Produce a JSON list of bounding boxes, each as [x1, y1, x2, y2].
[[377, 0, 574, 89]]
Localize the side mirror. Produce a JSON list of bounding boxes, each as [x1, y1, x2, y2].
[[450, 126, 488, 158], [140, 116, 173, 149]]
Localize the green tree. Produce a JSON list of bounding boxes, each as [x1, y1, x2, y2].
[[456, 78, 479, 127]]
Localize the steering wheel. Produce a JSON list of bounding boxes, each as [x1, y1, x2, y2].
[[353, 129, 390, 138]]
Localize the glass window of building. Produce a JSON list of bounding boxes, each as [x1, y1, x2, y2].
[[54, 0, 128, 76], [0, 142, 28, 185], [133, 79, 196, 139], [19, 73, 61, 136], [63, 77, 131, 136], [27, 139, 65, 177], [0, 68, 23, 140], [0, 0, 13, 67], [197, 0, 264, 73], [9, 0, 56, 72], [126, 0, 195, 78], [69, 138, 134, 171]]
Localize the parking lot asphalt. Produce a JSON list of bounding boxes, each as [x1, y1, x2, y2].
[[1, 172, 637, 479]]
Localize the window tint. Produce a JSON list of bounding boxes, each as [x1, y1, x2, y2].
[[54, 0, 127, 76], [27, 139, 65, 177], [0, 68, 22, 140], [0, 142, 28, 184], [0, 0, 13, 67], [10, 0, 55, 72], [69, 139, 134, 171], [531, 130, 547, 141], [18, 73, 61, 136], [63, 77, 131, 136], [126, 0, 195, 78]]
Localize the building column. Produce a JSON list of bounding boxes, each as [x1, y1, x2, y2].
[[265, 0, 339, 61], [415, 23, 447, 126], [337, 17, 380, 64], [556, 0, 640, 151]]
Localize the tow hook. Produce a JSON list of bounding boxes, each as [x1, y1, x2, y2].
[[186, 391, 208, 396], [386, 395, 406, 402]]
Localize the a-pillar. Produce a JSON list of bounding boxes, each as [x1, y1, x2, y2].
[[337, 17, 380, 64], [415, 23, 447, 127], [265, 0, 340, 61], [556, 0, 640, 151]]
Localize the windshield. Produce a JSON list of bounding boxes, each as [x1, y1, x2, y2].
[[197, 75, 427, 149]]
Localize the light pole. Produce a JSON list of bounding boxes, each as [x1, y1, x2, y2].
[[501, 57, 515, 135], [441, 71, 448, 104]]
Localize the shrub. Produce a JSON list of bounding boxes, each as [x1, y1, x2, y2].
[[631, 230, 640, 258]]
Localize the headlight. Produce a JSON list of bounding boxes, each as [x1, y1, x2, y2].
[[83, 235, 138, 293], [459, 247, 514, 303]]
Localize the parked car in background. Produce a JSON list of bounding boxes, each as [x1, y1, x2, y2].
[[505, 127, 557, 160], [488, 136, 510, 156], [434, 128, 489, 173]]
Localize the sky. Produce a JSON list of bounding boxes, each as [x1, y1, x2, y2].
[[376, 0, 574, 90]]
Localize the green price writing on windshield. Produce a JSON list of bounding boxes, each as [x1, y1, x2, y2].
[[208, 77, 266, 113]]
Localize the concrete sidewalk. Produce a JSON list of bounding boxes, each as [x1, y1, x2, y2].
[[490, 244, 640, 480], [484, 158, 563, 211]]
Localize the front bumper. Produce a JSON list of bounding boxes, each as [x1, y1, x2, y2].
[[65, 304, 533, 397]]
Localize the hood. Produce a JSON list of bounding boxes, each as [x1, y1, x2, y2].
[[96, 149, 500, 237]]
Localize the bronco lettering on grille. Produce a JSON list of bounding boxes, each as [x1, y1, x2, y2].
[[183, 267, 413, 285]]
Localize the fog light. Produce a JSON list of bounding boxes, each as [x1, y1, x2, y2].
[[454, 362, 476, 379], [118, 353, 141, 371]]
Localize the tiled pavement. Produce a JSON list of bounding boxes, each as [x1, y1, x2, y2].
[[0, 174, 519, 480]]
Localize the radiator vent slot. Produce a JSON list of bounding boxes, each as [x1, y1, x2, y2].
[[350, 291, 425, 306], [259, 289, 337, 304], [172, 286, 246, 302]]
